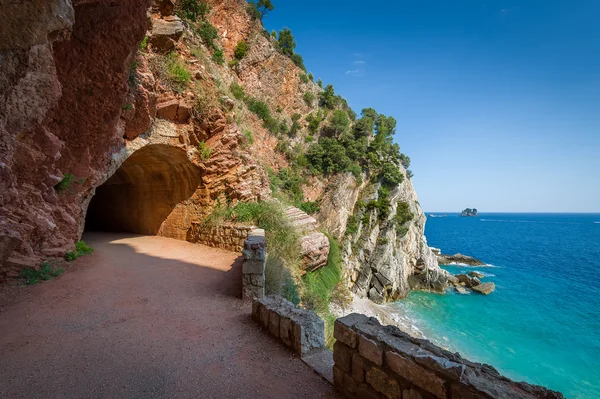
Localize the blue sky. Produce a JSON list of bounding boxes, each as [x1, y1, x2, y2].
[[262, 1, 600, 212]]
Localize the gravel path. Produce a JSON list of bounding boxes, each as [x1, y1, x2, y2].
[[0, 233, 340, 399]]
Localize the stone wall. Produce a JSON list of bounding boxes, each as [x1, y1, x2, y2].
[[333, 313, 564, 399], [188, 222, 256, 253], [242, 229, 266, 300], [252, 295, 324, 356]]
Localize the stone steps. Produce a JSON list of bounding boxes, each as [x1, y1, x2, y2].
[[283, 206, 329, 271]]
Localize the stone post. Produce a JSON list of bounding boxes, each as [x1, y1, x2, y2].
[[242, 228, 266, 300]]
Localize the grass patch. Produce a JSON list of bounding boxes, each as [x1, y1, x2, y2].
[[197, 141, 212, 160], [65, 240, 94, 262], [19, 262, 64, 285], [152, 52, 191, 93], [301, 234, 345, 348]]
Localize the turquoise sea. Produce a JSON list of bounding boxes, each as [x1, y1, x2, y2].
[[392, 213, 600, 398]]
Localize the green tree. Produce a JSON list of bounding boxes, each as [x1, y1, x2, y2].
[[319, 84, 336, 109], [177, 0, 210, 21], [353, 116, 374, 138], [255, 0, 274, 19], [277, 28, 296, 57], [328, 109, 350, 136]]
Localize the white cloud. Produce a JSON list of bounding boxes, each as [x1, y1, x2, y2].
[[353, 60, 366, 65], [345, 69, 364, 77]]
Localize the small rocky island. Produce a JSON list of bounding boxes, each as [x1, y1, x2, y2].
[[460, 208, 478, 216]]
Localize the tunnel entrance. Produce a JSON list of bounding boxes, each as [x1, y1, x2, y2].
[[85, 144, 201, 236]]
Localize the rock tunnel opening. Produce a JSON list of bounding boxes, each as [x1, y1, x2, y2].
[[85, 144, 200, 236]]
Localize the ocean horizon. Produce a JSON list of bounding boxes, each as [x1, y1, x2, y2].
[[392, 212, 600, 398]]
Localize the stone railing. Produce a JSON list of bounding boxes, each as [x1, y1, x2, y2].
[[333, 313, 564, 399], [188, 222, 256, 252], [242, 229, 266, 300], [252, 295, 324, 355]]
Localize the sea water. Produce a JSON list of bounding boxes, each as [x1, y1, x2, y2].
[[392, 213, 600, 398]]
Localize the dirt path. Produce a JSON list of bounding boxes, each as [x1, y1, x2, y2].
[[0, 233, 340, 399]]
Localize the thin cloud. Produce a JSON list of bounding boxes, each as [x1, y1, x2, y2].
[[353, 53, 364, 58], [353, 60, 366, 65], [345, 69, 364, 77]]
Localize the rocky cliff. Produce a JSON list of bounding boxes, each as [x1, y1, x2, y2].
[[1, 0, 448, 303]]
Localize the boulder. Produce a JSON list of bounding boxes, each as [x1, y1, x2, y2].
[[472, 282, 495, 295], [455, 274, 479, 288], [301, 232, 330, 271], [455, 286, 468, 295], [156, 99, 179, 121], [149, 16, 184, 53], [468, 271, 485, 279]]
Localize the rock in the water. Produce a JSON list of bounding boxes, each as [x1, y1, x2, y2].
[[472, 282, 495, 295], [455, 286, 468, 294], [455, 274, 480, 288], [437, 253, 485, 266], [468, 271, 485, 279], [460, 208, 478, 217], [149, 16, 184, 53]]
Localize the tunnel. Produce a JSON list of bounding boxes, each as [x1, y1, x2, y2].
[[85, 144, 201, 236]]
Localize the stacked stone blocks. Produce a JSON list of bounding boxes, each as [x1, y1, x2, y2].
[[252, 295, 325, 356], [333, 313, 564, 399], [242, 229, 266, 300], [188, 222, 256, 253]]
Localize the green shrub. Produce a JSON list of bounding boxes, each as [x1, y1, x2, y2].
[[308, 72, 314, 81], [270, 167, 305, 204], [19, 262, 64, 285], [299, 201, 319, 215], [291, 53, 306, 71], [394, 201, 414, 228], [300, 73, 309, 84], [246, 98, 271, 121], [55, 174, 75, 192], [65, 240, 94, 262], [346, 215, 359, 235], [234, 41, 248, 60], [317, 78, 323, 88], [366, 186, 391, 221], [407, 169, 414, 179], [177, 0, 210, 21], [212, 48, 225, 65], [303, 91, 315, 106], [230, 83, 245, 100], [197, 141, 212, 160], [197, 21, 219, 49]]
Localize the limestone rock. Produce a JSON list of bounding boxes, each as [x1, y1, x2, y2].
[[472, 282, 495, 295], [301, 232, 330, 271], [320, 170, 450, 302], [149, 16, 184, 53], [468, 271, 485, 279]]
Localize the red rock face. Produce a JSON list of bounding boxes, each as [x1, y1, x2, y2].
[[0, 0, 273, 280], [0, 0, 151, 279]]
